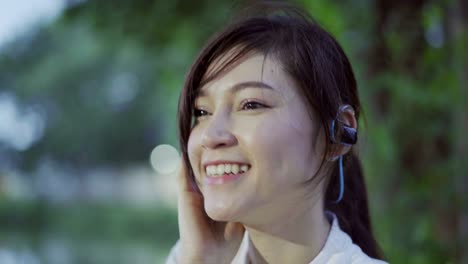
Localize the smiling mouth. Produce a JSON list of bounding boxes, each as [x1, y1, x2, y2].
[[205, 163, 251, 177], [203, 163, 251, 185]]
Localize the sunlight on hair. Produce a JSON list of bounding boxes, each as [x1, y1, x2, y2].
[[150, 144, 180, 174]]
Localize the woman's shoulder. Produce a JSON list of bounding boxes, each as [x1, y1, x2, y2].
[[333, 244, 388, 264], [311, 211, 388, 264], [330, 242, 387, 264]]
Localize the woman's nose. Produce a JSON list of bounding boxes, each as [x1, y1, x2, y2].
[[201, 114, 237, 149]]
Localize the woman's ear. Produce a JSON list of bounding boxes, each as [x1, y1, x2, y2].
[[327, 105, 357, 161]]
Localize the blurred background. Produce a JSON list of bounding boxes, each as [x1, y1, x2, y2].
[[0, 0, 466, 263]]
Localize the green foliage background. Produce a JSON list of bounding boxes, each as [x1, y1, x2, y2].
[[0, 0, 466, 263]]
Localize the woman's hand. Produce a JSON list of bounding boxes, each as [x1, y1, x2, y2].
[[176, 158, 245, 264]]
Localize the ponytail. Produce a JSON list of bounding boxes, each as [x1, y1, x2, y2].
[[325, 151, 384, 259]]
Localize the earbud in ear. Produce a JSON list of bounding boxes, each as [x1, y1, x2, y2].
[[329, 107, 358, 146], [328, 105, 358, 204], [340, 123, 357, 145]]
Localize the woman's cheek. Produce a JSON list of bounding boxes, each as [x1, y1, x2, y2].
[[255, 112, 311, 185], [248, 116, 288, 172]]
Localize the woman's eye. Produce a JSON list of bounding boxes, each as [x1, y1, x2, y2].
[[241, 101, 267, 110], [194, 108, 209, 117]]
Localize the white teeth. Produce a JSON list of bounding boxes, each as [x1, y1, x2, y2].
[[208, 166, 214, 175], [217, 164, 225, 175], [225, 164, 231, 173], [205, 163, 249, 176], [231, 164, 239, 174], [240, 165, 248, 172]]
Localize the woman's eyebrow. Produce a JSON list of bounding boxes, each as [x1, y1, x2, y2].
[[197, 81, 275, 97]]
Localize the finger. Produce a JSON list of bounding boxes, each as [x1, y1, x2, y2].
[[177, 157, 195, 193]]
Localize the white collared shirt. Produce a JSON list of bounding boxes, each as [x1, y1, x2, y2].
[[166, 212, 388, 264]]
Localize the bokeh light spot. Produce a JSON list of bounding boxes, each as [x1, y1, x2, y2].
[[150, 144, 180, 174]]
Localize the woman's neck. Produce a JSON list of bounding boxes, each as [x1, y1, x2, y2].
[[243, 198, 331, 264]]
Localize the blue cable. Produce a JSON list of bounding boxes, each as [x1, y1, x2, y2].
[[333, 155, 344, 204], [330, 119, 336, 142], [330, 119, 344, 203]]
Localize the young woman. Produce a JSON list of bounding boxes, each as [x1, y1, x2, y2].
[[166, 3, 387, 264]]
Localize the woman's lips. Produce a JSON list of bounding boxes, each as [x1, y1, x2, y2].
[[204, 171, 247, 185]]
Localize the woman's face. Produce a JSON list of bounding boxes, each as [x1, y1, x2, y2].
[[187, 53, 326, 224]]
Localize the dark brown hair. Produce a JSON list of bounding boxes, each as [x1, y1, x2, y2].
[[177, 2, 384, 260]]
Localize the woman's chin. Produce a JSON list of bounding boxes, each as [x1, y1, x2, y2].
[[204, 200, 241, 222]]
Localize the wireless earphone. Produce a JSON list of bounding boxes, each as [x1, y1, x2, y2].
[[329, 105, 358, 203], [330, 105, 357, 146], [330, 119, 357, 146]]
